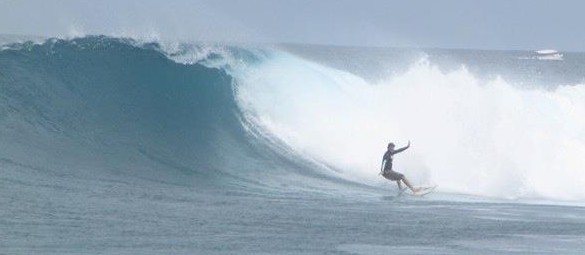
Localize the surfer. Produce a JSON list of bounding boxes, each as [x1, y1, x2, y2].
[[380, 141, 421, 193]]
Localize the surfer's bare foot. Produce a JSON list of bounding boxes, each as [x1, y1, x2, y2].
[[412, 187, 422, 193]]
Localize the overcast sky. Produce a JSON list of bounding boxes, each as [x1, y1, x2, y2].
[[1, 0, 584, 51]]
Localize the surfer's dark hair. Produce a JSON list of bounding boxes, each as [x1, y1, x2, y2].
[[388, 142, 395, 147]]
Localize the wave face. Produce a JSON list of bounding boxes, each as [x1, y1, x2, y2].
[[2, 36, 585, 202], [0, 36, 337, 192], [0, 37, 228, 180]]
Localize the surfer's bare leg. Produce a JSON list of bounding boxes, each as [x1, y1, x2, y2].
[[396, 181, 403, 190], [401, 177, 421, 193]]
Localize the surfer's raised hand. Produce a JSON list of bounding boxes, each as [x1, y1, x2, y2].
[[393, 142, 411, 154]]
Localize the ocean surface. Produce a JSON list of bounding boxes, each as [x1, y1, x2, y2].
[[1, 35, 585, 254]]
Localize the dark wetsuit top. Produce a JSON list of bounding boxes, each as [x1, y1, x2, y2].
[[383, 151, 394, 171], [382, 146, 408, 171], [382, 147, 408, 181]]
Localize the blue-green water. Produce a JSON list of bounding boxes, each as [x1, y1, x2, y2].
[[2, 36, 585, 254]]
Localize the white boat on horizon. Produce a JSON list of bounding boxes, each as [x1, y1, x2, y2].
[[534, 49, 563, 60]]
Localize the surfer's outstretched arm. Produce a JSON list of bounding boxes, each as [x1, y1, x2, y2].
[[392, 141, 410, 155]]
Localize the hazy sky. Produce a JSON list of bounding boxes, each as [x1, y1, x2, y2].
[[1, 0, 584, 51]]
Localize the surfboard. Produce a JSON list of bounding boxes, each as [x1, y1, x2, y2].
[[409, 185, 436, 197]]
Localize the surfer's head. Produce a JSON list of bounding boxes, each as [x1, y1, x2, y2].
[[387, 142, 395, 150]]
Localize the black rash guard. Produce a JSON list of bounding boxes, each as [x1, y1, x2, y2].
[[382, 146, 409, 171], [383, 151, 394, 170]]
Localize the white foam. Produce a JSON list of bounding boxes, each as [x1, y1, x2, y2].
[[233, 51, 585, 202]]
